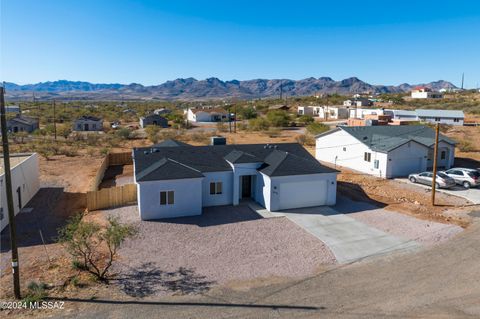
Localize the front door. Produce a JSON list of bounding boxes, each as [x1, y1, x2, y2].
[[241, 175, 252, 198], [84, 123, 89, 131]]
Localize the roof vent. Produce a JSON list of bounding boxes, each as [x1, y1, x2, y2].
[[363, 136, 368, 140], [274, 145, 278, 149]]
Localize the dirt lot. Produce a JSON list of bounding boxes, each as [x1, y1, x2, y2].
[[99, 164, 134, 189]]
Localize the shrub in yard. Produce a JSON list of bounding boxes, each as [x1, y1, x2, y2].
[[248, 118, 270, 131], [237, 122, 248, 131], [58, 214, 136, 281], [190, 132, 211, 144], [115, 128, 131, 140], [238, 106, 257, 120], [306, 122, 330, 135], [266, 127, 282, 138], [216, 121, 228, 133], [58, 125, 72, 139]]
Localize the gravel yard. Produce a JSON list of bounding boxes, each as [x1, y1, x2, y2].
[[349, 209, 463, 247], [103, 205, 336, 296]]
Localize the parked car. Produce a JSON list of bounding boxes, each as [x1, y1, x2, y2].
[[408, 171, 456, 189], [444, 168, 480, 189]]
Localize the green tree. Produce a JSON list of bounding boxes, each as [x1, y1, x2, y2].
[[248, 118, 270, 131], [57, 125, 72, 139], [238, 106, 257, 120], [298, 115, 314, 126], [58, 214, 136, 281], [266, 110, 290, 127]]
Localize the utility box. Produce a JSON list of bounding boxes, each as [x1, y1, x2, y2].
[[211, 136, 226, 145]]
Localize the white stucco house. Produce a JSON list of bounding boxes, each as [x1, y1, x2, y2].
[[416, 109, 464, 126], [411, 87, 443, 99], [348, 108, 391, 119], [343, 98, 373, 107], [0, 153, 40, 231], [185, 108, 231, 122], [315, 126, 456, 178], [133, 140, 338, 220], [317, 106, 349, 120], [297, 106, 322, 116]]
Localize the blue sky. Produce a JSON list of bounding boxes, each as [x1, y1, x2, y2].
[[1, 0, 479, 87]]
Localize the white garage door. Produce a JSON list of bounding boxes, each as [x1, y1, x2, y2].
[[390, 157, 423, 177], [278, 179, 328, 210]]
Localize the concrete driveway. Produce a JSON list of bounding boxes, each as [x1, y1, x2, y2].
[[266, 203, 419, 263], [396, 178, 480, 204]]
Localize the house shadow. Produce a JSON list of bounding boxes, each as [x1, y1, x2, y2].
[[150, 205, 261, 227], [454, 157, 480, 170], [112, 262, 216, 298], [1, 187, 86, 252]]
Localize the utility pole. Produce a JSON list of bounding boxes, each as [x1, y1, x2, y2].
[[279, 82, 283, 100], [431, 123, 440, 206], [461, 73, 464, 90], [234, 103, 237, 133], [53, 99, 57, 140], [0, 86, 21, 299]]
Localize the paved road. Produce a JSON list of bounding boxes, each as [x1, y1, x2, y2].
[[269, 205, 418, 263], [397, 178, 480, 204], [48, 217, 480, 319]]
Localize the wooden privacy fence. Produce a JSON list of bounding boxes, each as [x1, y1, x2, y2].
[[86, 184, 137, 211], [90, 151, 133, 191]]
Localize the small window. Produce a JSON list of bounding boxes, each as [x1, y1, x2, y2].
[[0, 212, 3, 220], [364, 152, 371, 162], [210, 182, 223, 195], [160, 191, 175, 205], [343, 147, 346, 152], [374, 159, 379, 169], [440, 151, 446, 160], [454, 118, 460, 122], [435, 117, 440, 122]]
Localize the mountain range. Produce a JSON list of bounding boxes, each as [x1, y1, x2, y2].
[[4, 77, 457, 101]]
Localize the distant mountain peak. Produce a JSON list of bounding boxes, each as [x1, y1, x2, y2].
[[4, 77, 457, 101]]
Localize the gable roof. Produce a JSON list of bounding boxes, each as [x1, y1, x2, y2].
[[136, 157, 204, 182], [415, 109, 464, 118], [190, 108, 227, 114], [152, 139, 191, 148], [339, 125, 456, 153], [8, 115, 38, 126], [76, 115, 101, 122], [133, 143, 337, 181]]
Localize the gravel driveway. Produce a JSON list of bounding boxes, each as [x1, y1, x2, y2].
[[103, 205, 336, 296]]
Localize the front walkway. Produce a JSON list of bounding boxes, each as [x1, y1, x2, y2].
[[248, 200, 418, 264]]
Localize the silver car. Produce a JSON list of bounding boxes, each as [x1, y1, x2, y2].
[[444, 168, 480, 189], [408, 171, 456, 189]]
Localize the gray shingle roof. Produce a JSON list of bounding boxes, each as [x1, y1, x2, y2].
[[136, 157, 204, 181], [340, 125, 456, 153], [151, 139, 191, 148], [134, 143, 337, 181], [415, 109, 464, 118]]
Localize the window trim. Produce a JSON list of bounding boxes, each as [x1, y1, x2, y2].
[[160, 190, 175, 205], [364, 152, 371, 162], [209, 182, 223, 195]]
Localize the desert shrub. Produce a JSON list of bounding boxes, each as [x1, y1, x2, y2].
[[297, 115, 314, 126], [458, 140, 474, 152], [145, 125, 160, 144], [238, 106, 257, 120], [24, 281, 48, 303], [237, 122, 248, 131], [306, 122, 330, 135], [58, 214, 136, 281], [266, 110, 290, 127], [190, 132, 210, 144], [248, 118, 270, 131], [266, 127, 282, 138], [115, 128, 131, 140], [295, 134, 316, 146], [58, 125, 72, 139]]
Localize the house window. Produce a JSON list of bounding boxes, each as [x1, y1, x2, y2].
[[77, 124, 81, 129], [454, 118, 460, 122], [343, 147, 346, 152], [374, 159, 379, 169], [364, 152, 371, 162], [160, 191, 174, 205], [210, 182, 223, 195], [435, 117, 440, 122], [92, 124, 96, 129], [441, 151, 446, 160]]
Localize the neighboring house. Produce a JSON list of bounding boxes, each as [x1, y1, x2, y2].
[[315, 126, 456, 178], [139, 114, 168, 128], [6, 105, 20, 114], [186, 108, 230, 122], [318, 106, 349, 120], [297, 106, 322, 116], [390, 110, 418, 121], [73, 116, 103, 131], [348, 108, 390, 119], [416, 109, 464, 126], [343, 98, 373, 107], [411, 87, 443, 99], [153, 108, 172, 116], [0, 153, 40, 231], [5, 114, 39, 133], [133, 142, 338, 219]]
